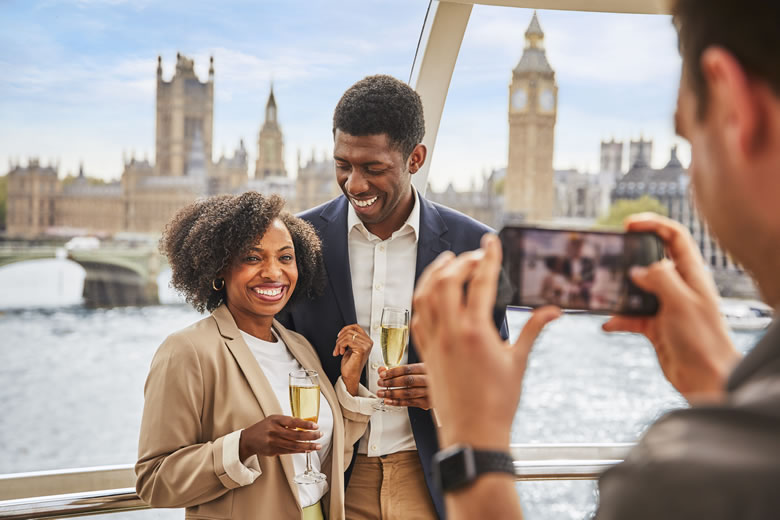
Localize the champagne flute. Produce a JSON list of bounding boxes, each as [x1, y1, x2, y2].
[[289, 369, 326, 484], [374, 307, 410, 412]]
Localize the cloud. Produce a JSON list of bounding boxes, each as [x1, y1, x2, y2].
[[463, 7, 680, 86]]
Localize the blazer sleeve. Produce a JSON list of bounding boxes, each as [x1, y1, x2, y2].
[[334, 377, 373, 469], [135, 335, 243, 508]]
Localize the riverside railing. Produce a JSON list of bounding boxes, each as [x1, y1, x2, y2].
[[0, 443, 632, 519]]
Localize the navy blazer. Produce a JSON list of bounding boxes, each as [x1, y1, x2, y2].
[[278, 194, 508, 519]]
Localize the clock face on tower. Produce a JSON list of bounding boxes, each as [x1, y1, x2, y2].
[[511, 88, 527, 111], [540, 88, 555, 112]]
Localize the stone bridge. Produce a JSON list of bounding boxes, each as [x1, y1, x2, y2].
[[0, 244, 166, 307]]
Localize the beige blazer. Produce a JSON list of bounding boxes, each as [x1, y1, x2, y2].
[[135, 304, 370, 520]]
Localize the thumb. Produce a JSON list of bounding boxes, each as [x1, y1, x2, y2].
[[512, 306, 561, 366], [629, 259, 694, 304]]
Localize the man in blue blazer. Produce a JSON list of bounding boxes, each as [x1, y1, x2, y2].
[[278, 75, 508, 520]]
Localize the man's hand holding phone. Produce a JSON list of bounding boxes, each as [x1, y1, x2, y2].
[[603, 213, 742, 403]]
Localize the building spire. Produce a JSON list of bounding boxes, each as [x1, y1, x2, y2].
[[265, 83, 277, 123], [525, 10, 544, 48], [513, 11, 553, 75], [209, 55, 214, 81]]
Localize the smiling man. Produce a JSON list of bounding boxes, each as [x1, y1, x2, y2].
[[278, 74, 509, 520]]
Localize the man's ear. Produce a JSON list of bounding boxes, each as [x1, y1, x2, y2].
[[408, 143, 427, 174], [700, 46, 766, 158]]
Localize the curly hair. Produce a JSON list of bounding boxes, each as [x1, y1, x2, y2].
[[160, 191, 325, 313], [332, 74, 425, 160]]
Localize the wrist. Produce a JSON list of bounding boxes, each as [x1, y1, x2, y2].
[[440, 421, 512, 452], [341, 375, 360, 395], [238, 430, 253, 461]]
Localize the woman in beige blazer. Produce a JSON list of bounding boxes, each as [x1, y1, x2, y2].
[[136, 192, 376, 520]]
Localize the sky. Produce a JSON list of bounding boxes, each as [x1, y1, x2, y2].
[[0, 0, 689, 191]]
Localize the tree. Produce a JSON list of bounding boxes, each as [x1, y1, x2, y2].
[[597, 195, 668, 228], [0, 174, 6, 231]]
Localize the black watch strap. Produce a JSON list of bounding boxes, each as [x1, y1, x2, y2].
[[433, 444, 515, 493]]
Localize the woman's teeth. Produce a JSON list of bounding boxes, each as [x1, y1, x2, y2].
[[254, 287, 282, 296], [353, 196, 377, 208]]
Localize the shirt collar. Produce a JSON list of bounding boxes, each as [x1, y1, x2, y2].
[[347, 186, 421, 242]]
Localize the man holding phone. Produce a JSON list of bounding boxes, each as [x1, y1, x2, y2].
[[411, 0, 780, 518]]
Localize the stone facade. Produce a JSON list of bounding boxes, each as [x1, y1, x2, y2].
[[505, 12, 557, 222], [255, 87, 287, 179], [6, 159, 59, 236], [155, 54, 214, 177], [294, 151, 341, 213]]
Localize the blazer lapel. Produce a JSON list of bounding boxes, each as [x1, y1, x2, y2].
[[319, 197, 358, 325], [410, 197, 450, 365], [211, 306, 300, 505]]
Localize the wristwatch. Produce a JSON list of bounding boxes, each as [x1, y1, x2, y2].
[[433, 444, 515, 493]]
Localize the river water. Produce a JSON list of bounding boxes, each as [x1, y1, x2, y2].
[[0, 260, 764, 519]]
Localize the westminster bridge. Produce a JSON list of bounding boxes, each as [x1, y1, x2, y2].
[[0, 243, 166, 307]]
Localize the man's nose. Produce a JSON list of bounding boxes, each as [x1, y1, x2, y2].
[[346, 169, 369, 195]]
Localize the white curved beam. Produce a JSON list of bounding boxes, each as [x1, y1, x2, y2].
[[411, 1, 473, 195], [440, 0, 670, 15]]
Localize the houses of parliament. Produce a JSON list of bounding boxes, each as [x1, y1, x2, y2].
[[5, 53, 339, 238]]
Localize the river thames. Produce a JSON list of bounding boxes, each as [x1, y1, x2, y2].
[[0, 300, 763, 519]]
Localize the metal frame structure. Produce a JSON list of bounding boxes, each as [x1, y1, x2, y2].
[[410, 0, 671, 194], [0, 444, 633, 518]]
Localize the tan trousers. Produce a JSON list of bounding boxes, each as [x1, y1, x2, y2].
[[344, 451, 438, 520]]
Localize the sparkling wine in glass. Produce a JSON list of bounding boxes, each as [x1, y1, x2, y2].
[[289, 369, 326, 484], [374, 307, 410, 412]]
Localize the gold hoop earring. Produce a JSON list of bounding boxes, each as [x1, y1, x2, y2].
[[212, 278, 225, 291]]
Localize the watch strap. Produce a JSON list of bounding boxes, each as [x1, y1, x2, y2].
[[434, 444, 515, 493]]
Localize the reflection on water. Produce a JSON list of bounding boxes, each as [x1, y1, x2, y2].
[[0, 305, 763, 519], [0, 258, 86, 308], [0, 260, 186, 308]]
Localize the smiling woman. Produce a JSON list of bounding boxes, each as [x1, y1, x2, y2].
[[136, 191, 376, 519]]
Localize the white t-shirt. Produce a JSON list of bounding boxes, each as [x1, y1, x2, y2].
[[221, 328, 334, 508]]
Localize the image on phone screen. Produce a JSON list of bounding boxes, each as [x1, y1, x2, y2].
[[499, 227, 663, 315]]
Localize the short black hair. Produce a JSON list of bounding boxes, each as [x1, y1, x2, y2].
[[160, 191, 325, 313], [332, 74, 425, 159], [672, 0, 780, 118]]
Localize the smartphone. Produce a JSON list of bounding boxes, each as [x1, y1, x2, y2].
[[498, 226, 665, 315]]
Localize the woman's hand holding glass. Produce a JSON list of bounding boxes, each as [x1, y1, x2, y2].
[[334, 324, 373, 395], [238, 415, 322, 461]]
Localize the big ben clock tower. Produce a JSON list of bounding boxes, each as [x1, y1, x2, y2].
[[506, 11, 557, 221]]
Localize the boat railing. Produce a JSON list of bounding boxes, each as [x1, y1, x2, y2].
[[0, 443, 632, 519]]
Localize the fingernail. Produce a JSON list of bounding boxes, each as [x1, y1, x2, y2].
[[629, 266, 647, 278], [377, 390, 385, 397]]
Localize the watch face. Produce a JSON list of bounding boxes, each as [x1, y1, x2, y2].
[[511, 88, 527, 110], [540, 88, 555, 111], [434, 444, 477, 492]]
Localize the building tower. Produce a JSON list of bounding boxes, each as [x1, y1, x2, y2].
[[505, 11, 558, 222], [600, 139, 624, 175], [255, 85, 287, 179], [629, 136, 653, 168], [155, 53, 214, 176]]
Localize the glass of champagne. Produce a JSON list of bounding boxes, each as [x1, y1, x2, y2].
[[289, 369, 326, 484], [374, 307, 410, 412]]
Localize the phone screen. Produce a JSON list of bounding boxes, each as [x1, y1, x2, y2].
[[498, 226, 664, 315]]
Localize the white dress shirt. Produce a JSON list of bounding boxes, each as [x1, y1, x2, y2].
[[221, 329, 334, 508], [348, 188, 421, 456]]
